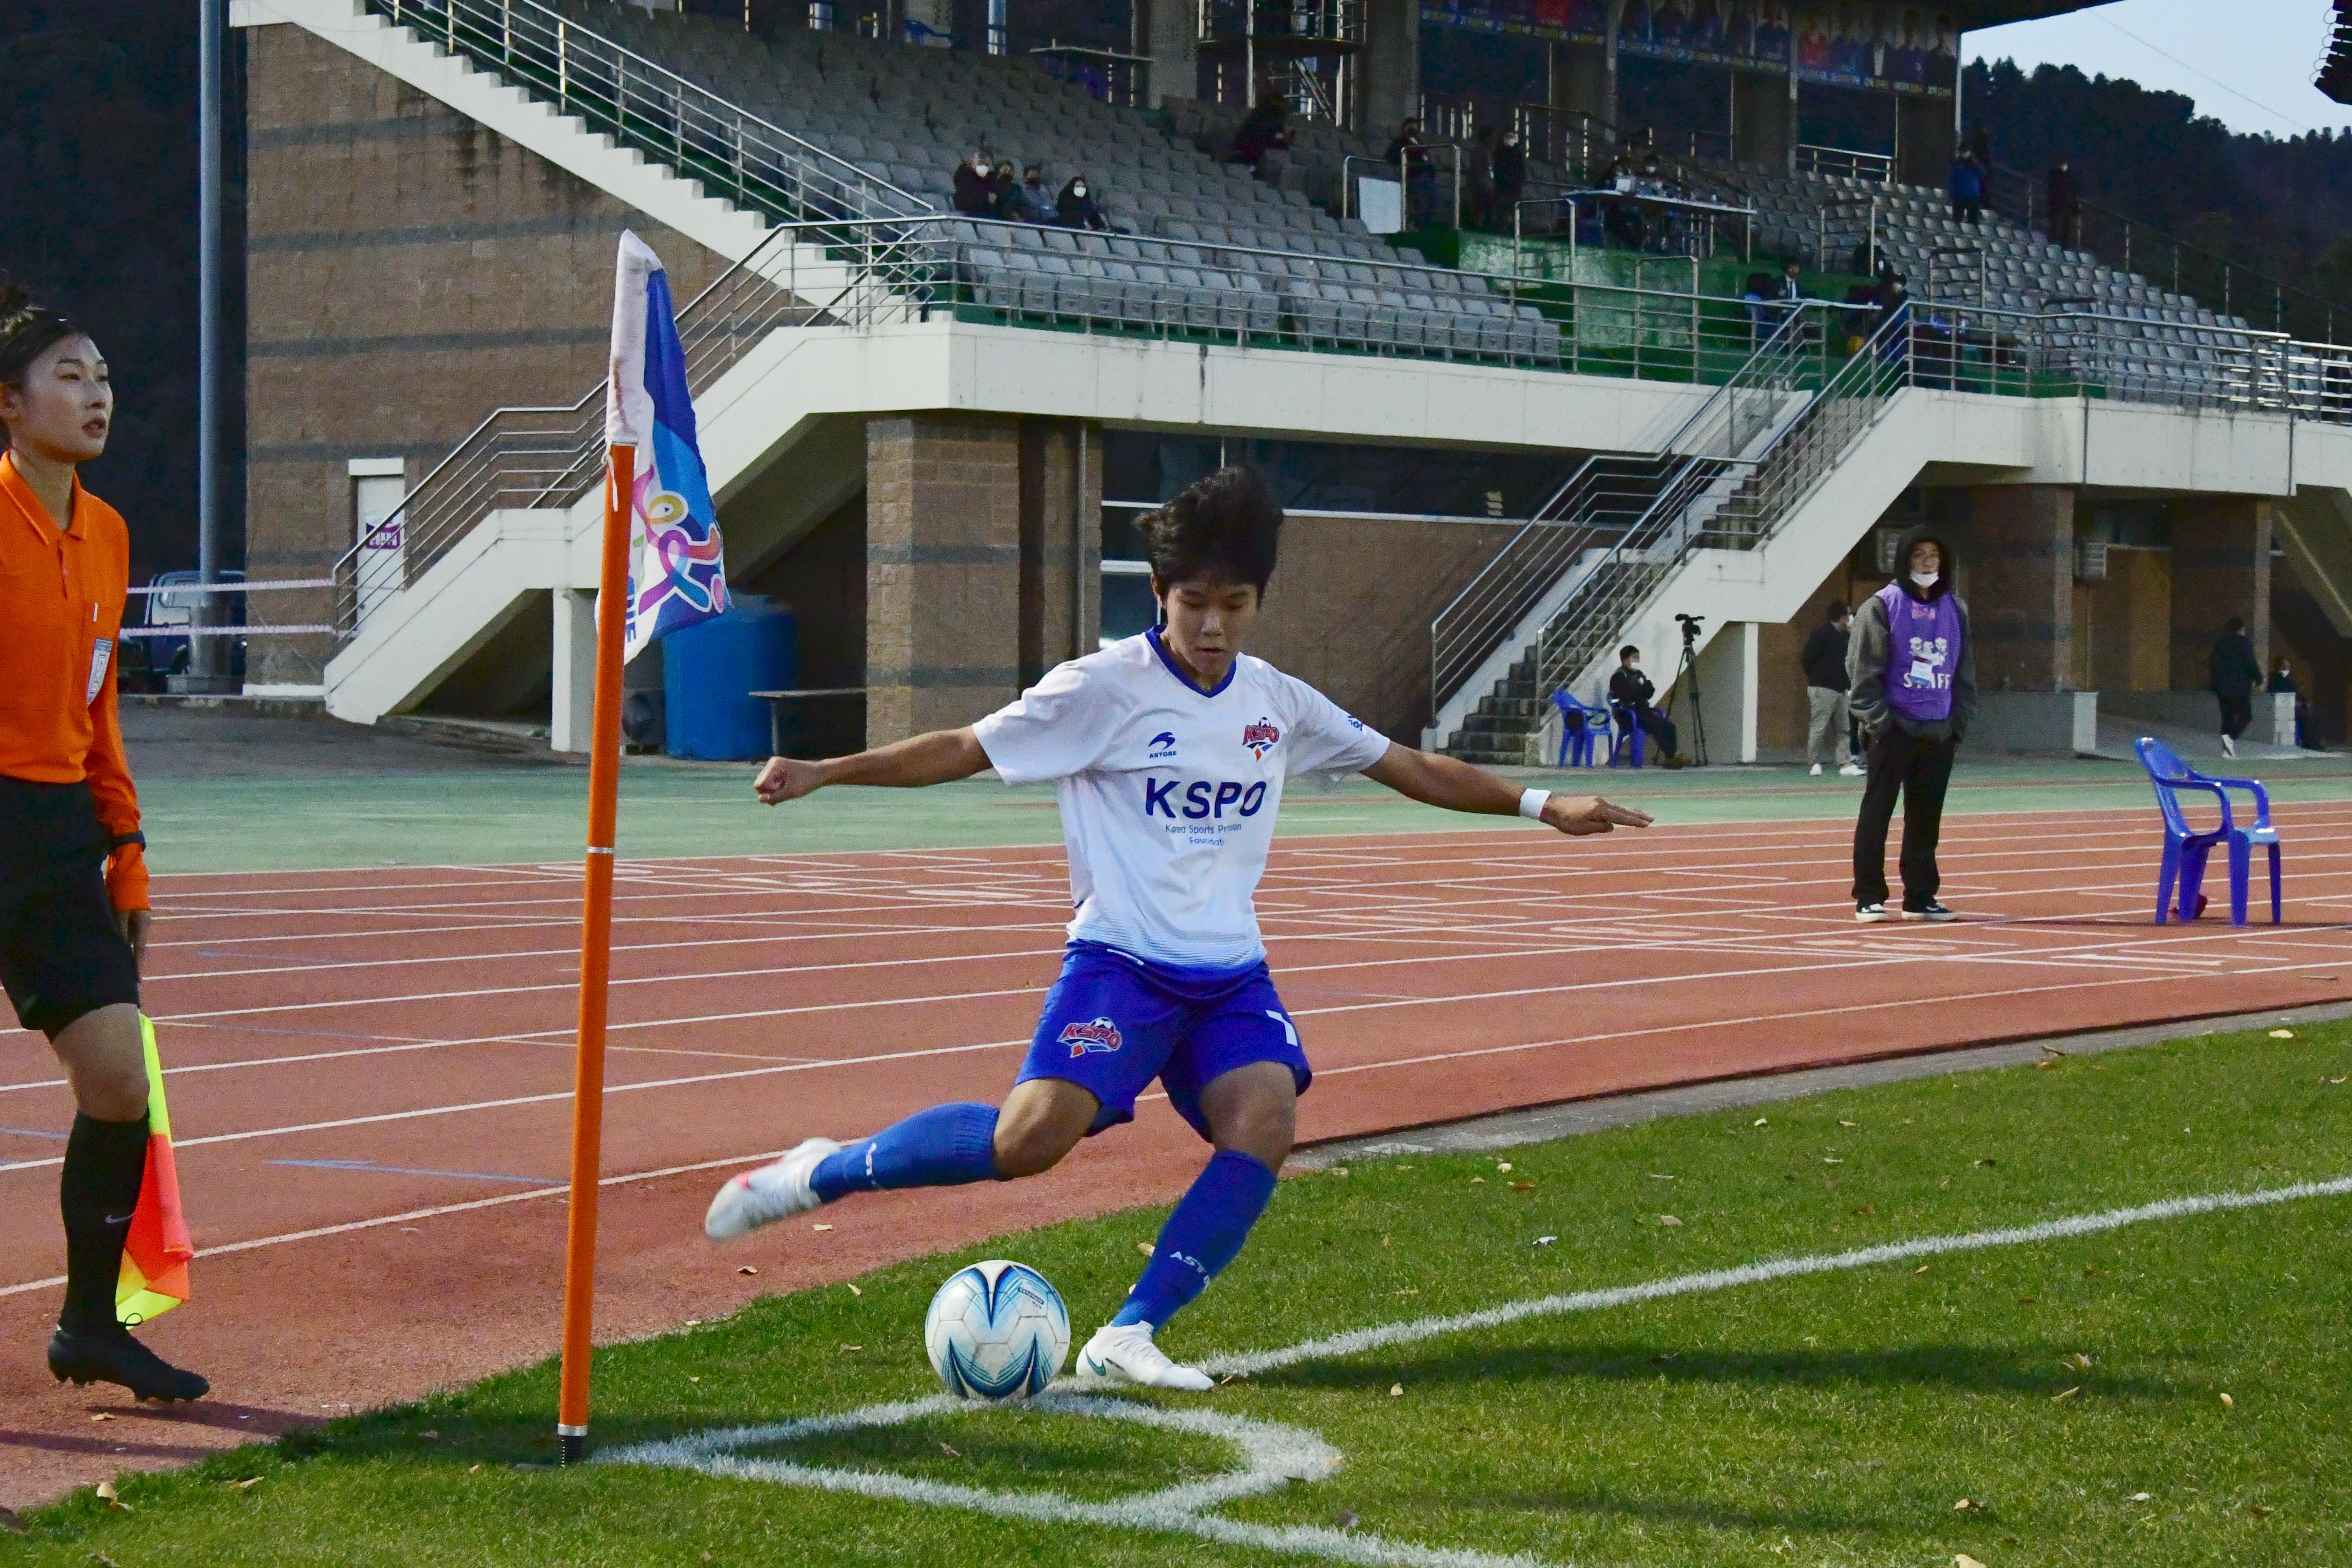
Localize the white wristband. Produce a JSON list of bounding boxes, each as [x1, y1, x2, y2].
[[1518, 788, 1552, 821]]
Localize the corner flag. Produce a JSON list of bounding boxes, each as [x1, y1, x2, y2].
[[117, 1015, 193, 1325], [606, 230, 727, 663]]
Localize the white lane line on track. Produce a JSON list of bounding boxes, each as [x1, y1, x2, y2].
[[0, 1146, 792, 1301]]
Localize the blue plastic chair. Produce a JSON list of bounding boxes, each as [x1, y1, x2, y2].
[[1607, 702, 1647, 768], [1550, 689, 1609, 767], [2134, 737, 2281, 927]]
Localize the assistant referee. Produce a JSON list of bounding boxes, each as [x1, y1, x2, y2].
[[1, 280, 206, 1402]]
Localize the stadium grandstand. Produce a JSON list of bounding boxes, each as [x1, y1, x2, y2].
[[231, 0, 2352, 766]]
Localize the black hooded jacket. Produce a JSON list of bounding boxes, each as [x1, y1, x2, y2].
[[1847, 522, 1979, 742]]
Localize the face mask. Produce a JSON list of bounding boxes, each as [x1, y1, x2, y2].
[[1073, 185, 1087, 197], [1910, 569, 1938, 588], [1626, 661, 1640, 672], [1504, 134, 1519, 146]]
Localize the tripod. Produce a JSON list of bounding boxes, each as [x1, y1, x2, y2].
[[1670, 621, 1710, 768]]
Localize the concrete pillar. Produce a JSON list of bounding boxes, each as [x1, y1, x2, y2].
[[550, 587, 597, 755], [1548, 38, 1613, 127], [1361, 0, 1420, 137], [1897, 94, 1954, 189], [1732, 71, 1792, 173], [864, 413, 1024, 744], [1968, 485, 2077, 692], [1017, 419, 1102, 686], [1139, 0, 1195, 107], [2169, 496, 2273, 689]]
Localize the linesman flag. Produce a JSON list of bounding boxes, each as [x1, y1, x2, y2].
[[606, 230, 729, 664], [117, 1015, 193, 1325]]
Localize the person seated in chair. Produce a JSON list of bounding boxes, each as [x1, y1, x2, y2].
[[1608, 645, 1688, 768], [952, 151, 997, 218], [1057, 175, 1111, 231]]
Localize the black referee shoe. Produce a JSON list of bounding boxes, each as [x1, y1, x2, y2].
[[49, 1322, 210, 1403]]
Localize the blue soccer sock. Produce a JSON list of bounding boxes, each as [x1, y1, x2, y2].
[[1110, 1149, 1278, 1330], [809, 1102, 1000, 1202]]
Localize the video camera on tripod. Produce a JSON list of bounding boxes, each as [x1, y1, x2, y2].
[[1669, 613, 1708, 765], [1674, 612, 1706, 646]]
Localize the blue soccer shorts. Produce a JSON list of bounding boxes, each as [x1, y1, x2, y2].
[[1014, 941, 1311, 1141]]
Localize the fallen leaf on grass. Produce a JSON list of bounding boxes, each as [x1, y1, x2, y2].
[[419, 1429, 439, 1440], [2219, 1393, 2235, 1409], [737, 1266, 758, 1276], [1914, 1264, 1931, 1274], [1753, 1118, 1768, 1127], [1535, 1236, 1559, 1246], [1330, 1167, 1350, 1178], [1381, 1235, 1392, 1248], [1470, 1176, 1485, 1184], [2327, 1077, 2348, 1086], [1953, 1497, 1982, 1511], [2053, 1386, 2081, 1402], [812, 1223, 835, 1233], [468, 1465, 482, 1474], [1821, 1157, 1844, 1165], [1136, 1242, 1155, 1257], [1839, 1120, 1858, 1128], [1390, 1288, 1419, 1297], [687, 1376, 700, 1384], [2063, 1353, 2092, 1370], [2017, 1296, 2038, 1306], [1651, 1352, 1678, 1365], [844, 1282, 862, 1296], [95, 1480, 130, 1511], [1497, 1163, 1513, 1173], [1955, 1556, 1989, 1568], [2268, 1029, 2295, 1039], [685, 1318, 702, 1326], [840, 1344, 863, 1352], [1509, 1180, 1537, 1192], [1388, 1383, 1404, 1397], [2126, 1492, 2152, 1502], [1658, 1214, 1682, 1228], [227, 1477, 263, 1491], [939, 1443, 962, 1458], [2248, 1504, 2275, 1518], [1974, 1157, 1998, 1168], [1853, 1203, 1876, 1216], [1648, 1173, 1675, 1181]]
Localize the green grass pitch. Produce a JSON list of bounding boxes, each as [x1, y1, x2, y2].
[[12, 1020, 2352, 1566]]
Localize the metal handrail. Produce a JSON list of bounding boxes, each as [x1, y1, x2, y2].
[[1430, 300, 1828, 721], [1797, 142, 1895, 184], [370, 0, 932, 223]]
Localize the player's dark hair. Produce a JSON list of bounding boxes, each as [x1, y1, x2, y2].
[[0, 278, 82, 390], [1618, 644, 1640, 660], [1141, 463, 1283, 594]]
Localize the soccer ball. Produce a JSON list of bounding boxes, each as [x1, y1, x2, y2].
[[923, 1259, 1070, 1402]]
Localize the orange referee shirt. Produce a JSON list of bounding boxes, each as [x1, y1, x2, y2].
[[0, 450, 149, 911]]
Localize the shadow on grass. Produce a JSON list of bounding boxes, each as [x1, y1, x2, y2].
[[1252, 1340, 2175, 1402]]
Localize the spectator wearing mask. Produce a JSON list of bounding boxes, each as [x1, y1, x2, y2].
[[952, 151, 995, 218], [1492, 125, 1527, 227], [1014, 165, 1056, 225], [1230, 93, 1290, 169], [1948, 152, 1984, 224], [2045, 156, 2078, 248], [989, 160, 1022, 220], [1057, 175, 1109, 231], [1607, 645, 1690, 768], [1848, 524, 1977, 922], [1385, 119, 1437, 228], [2208, 615, 2263, 759], [1800, 602, 1863, 777]]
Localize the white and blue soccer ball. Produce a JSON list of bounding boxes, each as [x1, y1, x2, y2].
[[923, 1259, 1070, 1402]]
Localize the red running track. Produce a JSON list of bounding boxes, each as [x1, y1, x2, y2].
[[3, 803, 2349, 1504]]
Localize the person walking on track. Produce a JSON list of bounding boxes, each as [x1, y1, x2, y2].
[[1848, 523, 1977, 923], [0, 280, 207, 1402]]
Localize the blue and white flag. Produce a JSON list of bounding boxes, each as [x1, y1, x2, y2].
[[606, 230, 728, 664]]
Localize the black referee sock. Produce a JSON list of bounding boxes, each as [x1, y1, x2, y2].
[[59, 1112, 150, 1335]]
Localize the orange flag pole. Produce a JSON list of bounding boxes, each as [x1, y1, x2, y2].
[[556, 441, 634, 1464]]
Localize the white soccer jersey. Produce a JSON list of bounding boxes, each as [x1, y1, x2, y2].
[[972, 628, 1392, 969]]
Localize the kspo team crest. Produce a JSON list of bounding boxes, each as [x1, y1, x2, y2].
[[1059, 1017, 1124, 1058], [1241, 718, 1282, 760]]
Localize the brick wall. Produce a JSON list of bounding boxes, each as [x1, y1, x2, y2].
[[1248, 515, 1521, 743], [2168, 497, 2273, 690], [1966, 484, 2077, 694], [242, 24, 726, 685]]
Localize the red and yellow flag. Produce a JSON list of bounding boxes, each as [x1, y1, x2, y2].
[[116, 1015, 192, 1325]]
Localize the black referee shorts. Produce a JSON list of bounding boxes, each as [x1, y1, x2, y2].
[[0, 781, 141, 1040]]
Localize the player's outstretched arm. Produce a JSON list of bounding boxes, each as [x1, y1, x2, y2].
[[755, 727, 992, 805], [1360, 744, 1653, 837]]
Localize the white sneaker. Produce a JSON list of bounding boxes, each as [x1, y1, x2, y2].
[[1838, 761, 1865, 777], [2221, 734, 2237, 758], [1078, 1321, 1214, 1391], [704, 1137, 841, 1241], [1809, 762, 1824, 776], [1855, 901, 1892, 923]]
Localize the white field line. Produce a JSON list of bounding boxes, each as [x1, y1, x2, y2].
[[1198, 1173, 2352, 1379], [612, 1173, 2352, 1568]]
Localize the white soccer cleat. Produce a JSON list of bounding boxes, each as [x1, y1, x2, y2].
[[1839, 761, 1866, 777], [1809, 762, 1824, 776], [1078, 1321, 1214, 1391], [704, 1137, 841, 1241]]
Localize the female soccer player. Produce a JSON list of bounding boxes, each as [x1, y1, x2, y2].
[[706, 465, 1650, 1388], [0, 281, 207, 1402]]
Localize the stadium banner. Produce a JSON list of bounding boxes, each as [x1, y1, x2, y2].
[[116, 1014, 193, 1326], [1420, 0, 1956, 98], [605, 230, 729, 665]]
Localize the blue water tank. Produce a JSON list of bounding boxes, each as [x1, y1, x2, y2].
[[662, 595, 798, 761]]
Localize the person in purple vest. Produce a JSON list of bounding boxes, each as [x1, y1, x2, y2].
[[1847, 523, 1978, 922]]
